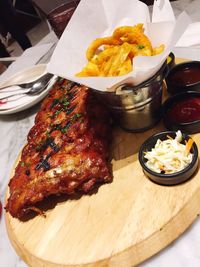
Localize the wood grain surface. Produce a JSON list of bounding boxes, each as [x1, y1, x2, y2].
[[5, 58, 200, 267]]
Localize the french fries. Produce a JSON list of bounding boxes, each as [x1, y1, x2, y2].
[[76, 23, 165, 77]]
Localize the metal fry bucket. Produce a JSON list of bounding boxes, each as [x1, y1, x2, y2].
[[93, 62, 168, 132]]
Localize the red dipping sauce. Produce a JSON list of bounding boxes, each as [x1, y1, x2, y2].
[[172, 67, 200, 86], [167, 97, 200, 123]]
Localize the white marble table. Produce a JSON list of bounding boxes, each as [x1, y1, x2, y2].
[[1, 1, 200, 266]]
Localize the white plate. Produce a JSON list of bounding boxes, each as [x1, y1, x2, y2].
[[0, 64, 57, 115]]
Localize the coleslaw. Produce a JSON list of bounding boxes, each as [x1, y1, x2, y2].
[[144, 131, 193, 174]]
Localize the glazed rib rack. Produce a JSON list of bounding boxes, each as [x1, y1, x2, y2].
[[6, 79, 112, 219]]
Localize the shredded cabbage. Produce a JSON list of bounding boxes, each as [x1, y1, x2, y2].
[[144, 131, 193, 174]]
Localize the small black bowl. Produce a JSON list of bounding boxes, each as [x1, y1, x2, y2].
[[162, 91, 200, 134], [165, 61, 200, 95], [138, 131, 199, 186]]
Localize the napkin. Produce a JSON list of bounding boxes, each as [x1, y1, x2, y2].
[[0, 43, 57, 110], [152, 0, 175, 22], [0, 43, 55, 84], [0, 75, 57, 110], [0, 93, 33, 110], [175, 22, 200, 48], [48, 0, 190, 92]]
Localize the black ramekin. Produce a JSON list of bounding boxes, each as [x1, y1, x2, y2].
[[138, 131, 199, 186], [162, 91, 200, 134], [165, 61, 200, 95]]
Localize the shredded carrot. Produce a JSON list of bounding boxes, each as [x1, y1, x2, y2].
[[185, 138, 194, 156], [159, 164, 165, 171]]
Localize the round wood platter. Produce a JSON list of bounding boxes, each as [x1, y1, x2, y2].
[[5, 59, 200, 267]]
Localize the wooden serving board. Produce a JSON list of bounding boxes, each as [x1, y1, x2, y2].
[[5, 59, 200, 267]]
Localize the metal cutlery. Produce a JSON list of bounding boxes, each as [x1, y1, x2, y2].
[[0, 73, 53, 91], [0, 73, 55, 100]]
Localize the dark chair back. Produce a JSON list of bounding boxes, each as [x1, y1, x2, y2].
[[47, 0, 80, 38]]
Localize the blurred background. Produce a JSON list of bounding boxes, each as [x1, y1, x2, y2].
[[0, 0, 178, 59]]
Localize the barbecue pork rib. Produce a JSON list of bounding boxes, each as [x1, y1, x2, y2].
[[6, 79, 112, 219]]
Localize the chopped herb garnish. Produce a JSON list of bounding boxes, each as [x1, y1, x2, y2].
[[137, 45, 145, 49], [21, 161, 31, 167], [61, 121, 71, 134], [66, 90, 77, 101], [67, 82, 76, 91], [55, 109, 63, 117], [60, 85, 66, 90], [55, 124, 62, 131], [66, 105, 76, 115], [75, 113, 82, 118], [63, 101, 69, 107], [61, 127, 68, 134], [50, 98, 60, 109], [49, 109, 82, 135], [60, 98, 69, 107], [71, 113, 82, 121], [58, 77, 64, 84]]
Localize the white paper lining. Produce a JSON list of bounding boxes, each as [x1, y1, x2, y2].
[[47, 0, 191, 92]]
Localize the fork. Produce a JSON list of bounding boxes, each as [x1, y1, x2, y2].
[[0, 73, 53, 91], [0, 73, 55, 100]]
